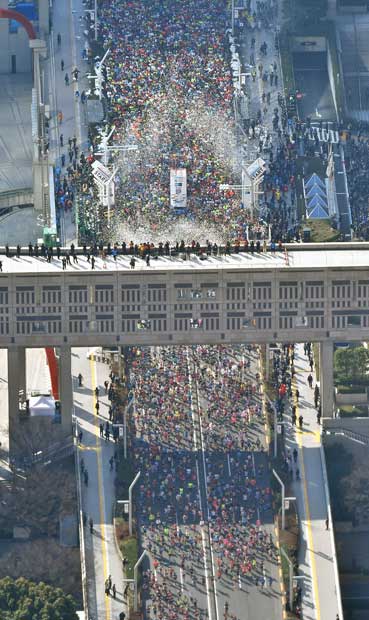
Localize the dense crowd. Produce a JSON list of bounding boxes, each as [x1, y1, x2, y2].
[[129, 345, 278, 619], [345, 135, 369, 240], [90, 0, 297, 242]]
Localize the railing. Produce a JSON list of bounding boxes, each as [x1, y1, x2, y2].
[[324, 426, 369, 445], [74, 423, 90, 620], [10, 436, 74, 470], [1, 240, 369, 259], [0, 188, 33, 210]]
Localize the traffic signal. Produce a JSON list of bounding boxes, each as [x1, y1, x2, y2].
[[287, 92, 297, 117]]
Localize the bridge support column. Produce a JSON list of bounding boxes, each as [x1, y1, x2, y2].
[[59, 346, 73, 435], [319, 341, 334, 417], [264, 344, 270, 381], [7, 347, 26, 453]]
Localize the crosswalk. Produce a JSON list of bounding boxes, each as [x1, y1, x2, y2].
[[306, 127, 340, 144]]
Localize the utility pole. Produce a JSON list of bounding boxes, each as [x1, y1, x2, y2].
[[129, 471, 141, 536]]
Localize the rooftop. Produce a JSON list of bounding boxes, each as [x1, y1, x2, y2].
[[0, 243, 368, 274]]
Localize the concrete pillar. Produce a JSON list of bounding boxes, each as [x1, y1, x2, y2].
[[7, 347, 26, 452], [264, 344, 270, 381], [38, 0, 50, 36], [59, 346, 73, 435], [319, 341, 334, 417]]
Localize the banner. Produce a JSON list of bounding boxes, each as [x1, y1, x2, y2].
[[170, 168, 187, 210]]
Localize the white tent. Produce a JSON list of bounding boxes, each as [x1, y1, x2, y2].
[[29, 395, 55, 418]]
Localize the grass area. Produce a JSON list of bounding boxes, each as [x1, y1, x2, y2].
[[279, 33, 296, 98], [280, 543, 291, 585], [115, 450, 136, 510], [336, 384, 367, 394], [338, 405, 368, 417], [306, 219, 341, 243], [120, 535, 139, 580]]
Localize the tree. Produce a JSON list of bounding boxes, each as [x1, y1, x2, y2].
[[334, 346, 369, 384], [0, 577, 78, 620], [352, 346, 369, 383], [334, 347, 355, 383]]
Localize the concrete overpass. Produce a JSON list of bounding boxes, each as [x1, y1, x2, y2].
[[2, 241, 369, 443]]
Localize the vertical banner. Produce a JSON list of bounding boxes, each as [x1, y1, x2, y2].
[[170, 168, 187, 210]]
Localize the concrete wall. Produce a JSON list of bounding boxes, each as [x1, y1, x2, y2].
[[327, 43, 339, 120], [0, 0, 32, 74], [335, 391, 367, 406]]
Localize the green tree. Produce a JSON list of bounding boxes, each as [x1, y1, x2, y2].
[[0, 577, 78, 620], [352, 346, 369, 383], [334, 347, 355, 383], [334, 346, 369, 384]]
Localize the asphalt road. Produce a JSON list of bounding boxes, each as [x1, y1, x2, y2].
[[131, 344, 283, 620], [293, 52, 336, 121]]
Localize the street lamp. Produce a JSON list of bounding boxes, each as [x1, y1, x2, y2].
[[129, 471, 141, 536], [272, 468, 286, 529], [84, 0, 98, 40], [134, 549, 149, 611]]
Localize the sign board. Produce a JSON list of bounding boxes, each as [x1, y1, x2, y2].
[[119, 425, 124, 438], [170, 168, 187, 210], [277, 424, 283, 434], [91, 160, 111, 184], [91, 161, 115, 207], [284, 499, 290, 510]]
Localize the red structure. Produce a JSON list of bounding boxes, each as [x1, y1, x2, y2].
[[0, 8, 36, 40], [45, 348, 60, 401]]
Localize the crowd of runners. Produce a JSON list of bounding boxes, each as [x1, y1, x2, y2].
[[79, 0, 297, 244], [345, 135, 369, 240], [129, 344, 279, 618]]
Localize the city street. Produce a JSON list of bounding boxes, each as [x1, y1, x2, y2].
[[131, 344, 283, 620], [280, 343, 343, 620], [72, 349, 126, 620], [47, 0, 90, 244]]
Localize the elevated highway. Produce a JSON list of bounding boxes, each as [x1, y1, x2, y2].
[[0, 242, 368, 348], [2, 241, 369, 440]]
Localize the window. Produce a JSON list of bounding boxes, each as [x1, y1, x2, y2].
[[190, 319, 203, 329], [243, 318, 256, 328], [137, 319, 151, 330], [32, 321, 46, 333], [207, 289, 216, 298], [191, 290, 202, 299], [347, 315, 361, 327]]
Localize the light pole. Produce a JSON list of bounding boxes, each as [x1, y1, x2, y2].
[[134, 549, 148, 611], [272, 468, 285, 529], [84, 0, 98, 40], [266, 395, 278, 458], [280, 546, 294, 610], [129, 471, 141, 536]]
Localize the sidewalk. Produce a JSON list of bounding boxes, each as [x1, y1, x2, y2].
[[46, 0, 90, 245], [285, 343, 343, 620], [237, 1, 296, 231], [72, 349, 126, 620]]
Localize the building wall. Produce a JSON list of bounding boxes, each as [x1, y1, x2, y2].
[[0, 265, 368, 347], [0, 0, 32, 74]]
